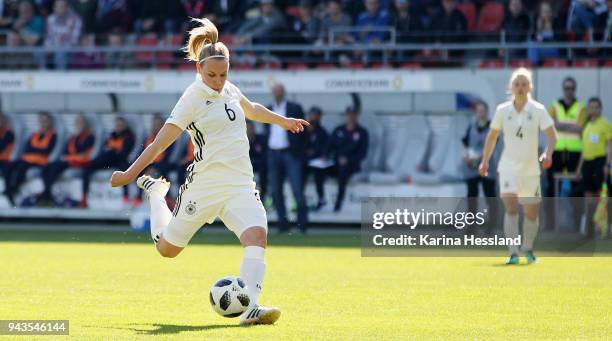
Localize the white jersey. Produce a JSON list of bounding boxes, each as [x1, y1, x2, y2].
[[166, 75, 254, 188], [491, 98, 554, 176]]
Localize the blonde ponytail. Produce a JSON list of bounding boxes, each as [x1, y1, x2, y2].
[[185, 18, 229, 63]]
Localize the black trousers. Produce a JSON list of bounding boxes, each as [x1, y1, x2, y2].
[[41, 160, 70, 197], [5, 160, 42, 199], [302, 165, 326, 204], [546, 150, 582, 197], [82, 152, 128, 198]]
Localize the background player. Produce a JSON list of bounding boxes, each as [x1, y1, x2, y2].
[[479, 68, 557, 265], [109, 18, 308, 325]]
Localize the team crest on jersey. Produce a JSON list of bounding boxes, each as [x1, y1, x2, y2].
[[185, 201, 197, 215], [206, 100, 213, 105]]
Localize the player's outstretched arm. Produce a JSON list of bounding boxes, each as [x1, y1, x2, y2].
[[240, 95, 309, 133], [110, 123, 183, 187], [478, 128, 500, 177]]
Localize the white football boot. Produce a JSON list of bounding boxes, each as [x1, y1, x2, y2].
[[136, 175, 170, 199], [239, 305, 281, 326]]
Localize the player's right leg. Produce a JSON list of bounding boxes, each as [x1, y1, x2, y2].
[[500, 173, 521, 264], [137, 175, 199, 258]]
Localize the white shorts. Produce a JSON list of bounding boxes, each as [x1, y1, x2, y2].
[[162, 174, 268, 248], [498, 173, 541, 204]]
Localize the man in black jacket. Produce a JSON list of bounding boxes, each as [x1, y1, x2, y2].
[[266, 83, 309, 233], [327, 106, 369, 212]]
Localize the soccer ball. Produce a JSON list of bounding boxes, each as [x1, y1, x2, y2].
[[209, 276, 250, 317]]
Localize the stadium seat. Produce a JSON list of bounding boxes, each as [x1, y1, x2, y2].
[[457, 3, 477, 31], [542, 58, 568, 68], [285, 6, 300, 18], [479, 60, 504, 68], [158, 34, 183, 66], [135, 34, 159, 65], [287, 63, 308, 70], [315, 63, 337, 69], [510, 59, 533, 68], [348, 63, 365, 70], [178, 61, 193, 70], [371, 63, 391, 69], [604, 60, 612, 68], [476, 2, 504, 32], [400, 63, 422, 69], [573, 59, 599, 68], [261, 62, 281, 70], [219, 34, 235, 46]]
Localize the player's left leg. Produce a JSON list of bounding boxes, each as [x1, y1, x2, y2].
[[518, 175, 543, 264], [221, 191, 280, 325]]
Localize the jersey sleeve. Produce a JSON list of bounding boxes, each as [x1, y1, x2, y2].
[[538, 107, 554, 131], [166, 90, 196, 130], [490, 106, 503, 130]]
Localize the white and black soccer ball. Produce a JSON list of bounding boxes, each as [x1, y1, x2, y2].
[[209, 276, 250, 318]]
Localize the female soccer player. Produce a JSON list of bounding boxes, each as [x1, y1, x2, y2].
[[109, 18, 309, 325], [479, 68, 557, 265]]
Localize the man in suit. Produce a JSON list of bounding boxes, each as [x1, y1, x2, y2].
[[266, 83, 309, 233]]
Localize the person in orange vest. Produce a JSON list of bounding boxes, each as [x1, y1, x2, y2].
[[0, 112, 15, 184], [39, 113, 95, 204], [5, 111, 57, 206], [80, 116, 134, 208], [134, 114, 174, 206]]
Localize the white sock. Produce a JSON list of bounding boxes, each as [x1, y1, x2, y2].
[[149, 190, 172, 243], [504, 213, 519, 255], [240, 246, 266, 307], [523, 217, 539, 251]]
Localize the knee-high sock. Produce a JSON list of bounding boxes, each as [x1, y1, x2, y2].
[[523, 217, 539, 251], [149, 190, 172, 242], [504, 213, 519, 254], [240, 246, 266, 307]]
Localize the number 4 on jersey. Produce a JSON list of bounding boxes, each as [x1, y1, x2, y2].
[[515, 126, 523, 139]]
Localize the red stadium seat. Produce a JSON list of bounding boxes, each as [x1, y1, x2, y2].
[[315, 63, 337, 70], [476, 2, 504, 32], [285, 6, 300, 18], [220, 34, 235, 46], [261, 62, 281, 70], [371, 63, 391, 69], [287, 63, 308, 70], [158, 34, 183, 65], [457, 3, 477, 31], [348, 63, 365, 69], [542, 58, 568, 68], [479, 60, 504, 68], [510, 59, 533, 68], [604, 60, 612, 68], [400, 63, 422, 69], [232, 63, 253, 70], [178, 61, 194, 70], [135, 34, 158, 64], [574, 59, 599, 67]]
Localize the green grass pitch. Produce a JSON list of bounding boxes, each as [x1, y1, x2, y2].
[[1, 228, 611, 340]]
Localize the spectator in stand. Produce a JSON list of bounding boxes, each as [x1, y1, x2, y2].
[[95, 0, 130, 34], [0, 0, 19, 30], [568, 0, 608, 37], [205, 0, 246, 33], [528, 1, 563, 65], [0, 112, 15, 183], [266, 83, 309, 233], [44, 0, 83, 70], [133, 0, 185, 35], [80, 116, 134, 208], [355, 0, 391, 44], [317, 0, 354, 45], [105, 28, 125, 69], [392, 0, 423, 43], [303, 106, 329, 211], [39, 113, 94, 205], [4, 112, 57, 206], [236, 0, 288, 45], [7, 0, 44, 47], [594, 0, 612, 47], [143, 114, 174, 180], [71, 34, 104, 69], [326, 106, 368, 212], [247, 120, 268, 202], [292, 0, 321, 44], [429, 0, 466, 57], [501, 0, 532, 58], [72, 0, 97, 33]]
